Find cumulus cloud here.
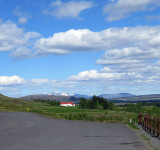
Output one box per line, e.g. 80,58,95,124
33,26,160,57
0,76,26,85
1,21,160,65
0,76,75,97
96,48,160,85
68,69,143,81
33,29,96,55
45,0,93,18
0,21,40,58
63,26,160,87
103,0,160,21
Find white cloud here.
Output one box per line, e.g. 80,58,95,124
45,0,93,18
31,79,56,84
33,26,160,57
100,67,112,72
69,70,126,81
10,47,32,59
31,79,50,84
1,21,160,66
0,76,78,97
0,21,40,58
97,58,141,65
63,26,160,87
96,47,160,86
67,68,147,96
0,76,26,85
13,7,31,24
18,17,28,24
34,29,96,55
103,0,160,21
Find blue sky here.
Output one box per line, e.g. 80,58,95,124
1,0,160,97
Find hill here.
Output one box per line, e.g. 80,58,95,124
110,94,160,103
0,93,10,99
20,95,80,104
73,94,90,98
99,93,136,99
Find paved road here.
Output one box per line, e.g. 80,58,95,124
0,112,149,150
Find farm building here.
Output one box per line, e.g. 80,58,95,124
60,102,75,107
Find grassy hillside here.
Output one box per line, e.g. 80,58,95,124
0,94,48,112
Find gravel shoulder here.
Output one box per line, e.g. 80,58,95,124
136,124,160,150
0,112,150,150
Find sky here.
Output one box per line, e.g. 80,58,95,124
1,0,160,97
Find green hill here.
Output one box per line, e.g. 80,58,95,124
0,93,35,112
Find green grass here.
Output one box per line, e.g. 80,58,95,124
143,106,155,110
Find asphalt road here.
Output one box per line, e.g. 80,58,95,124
0,112,149,150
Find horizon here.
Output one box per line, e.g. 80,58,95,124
1,0,160,97
2,92,160,98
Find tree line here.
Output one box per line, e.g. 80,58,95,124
33,99,60,106
79,95,114,110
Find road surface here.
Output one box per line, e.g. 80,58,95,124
0,112,149,150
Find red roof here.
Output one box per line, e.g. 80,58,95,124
60,102,75,105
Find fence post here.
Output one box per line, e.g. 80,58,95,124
149,116,151,132
138,113,142,125
153,116,156,136
146,114,149,130
143,114,146,129
148,115,150,131
157,118,160,137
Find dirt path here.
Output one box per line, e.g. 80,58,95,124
0,112,149,150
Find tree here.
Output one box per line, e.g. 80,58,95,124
136,103,142,110
79,96,113,110
79,98,87,109
103,100,109,110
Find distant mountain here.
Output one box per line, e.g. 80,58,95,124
19,93,160,104
73,94,90,99
110,94,160,103
19,95,80,104
99,93,136,99
20,93,136,102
